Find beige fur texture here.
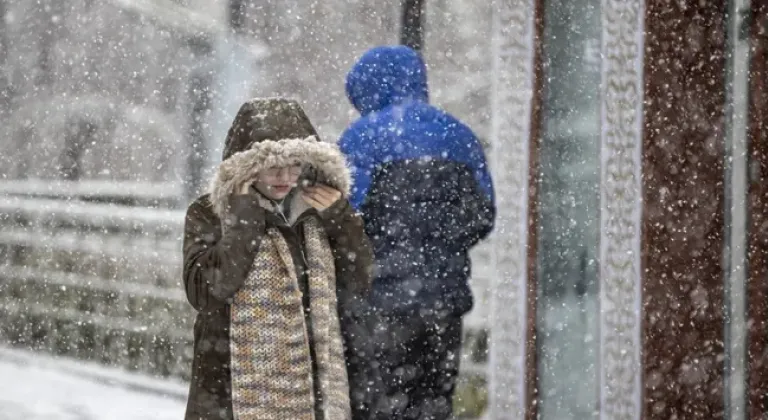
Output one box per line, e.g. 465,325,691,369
209,136,351,218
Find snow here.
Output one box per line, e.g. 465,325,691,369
3,0,751,418
0,347,186,420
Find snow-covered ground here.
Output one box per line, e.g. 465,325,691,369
0,347,186,420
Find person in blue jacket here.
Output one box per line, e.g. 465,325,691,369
339,45,496,420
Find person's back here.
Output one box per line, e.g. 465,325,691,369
339,45,496,420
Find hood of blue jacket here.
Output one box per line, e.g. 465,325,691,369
345,46,429,115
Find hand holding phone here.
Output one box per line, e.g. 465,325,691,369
299,165,319,189
302,184,342,211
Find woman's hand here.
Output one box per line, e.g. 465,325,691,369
302,184,342,211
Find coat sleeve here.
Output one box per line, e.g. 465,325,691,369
182,195,266,311
319,198,373,297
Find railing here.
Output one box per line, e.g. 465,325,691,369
0,179,184,208
0,180,193,380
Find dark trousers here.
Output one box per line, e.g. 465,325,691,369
370,313,463,420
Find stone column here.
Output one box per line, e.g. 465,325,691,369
746,3,768,418
487,1,541,419
598,1,645,419
642,1,727,417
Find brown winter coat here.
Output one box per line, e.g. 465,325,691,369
182,98,374,420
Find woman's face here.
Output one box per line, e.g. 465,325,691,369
255,164,302,200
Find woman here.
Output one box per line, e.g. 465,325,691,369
182,98,374,420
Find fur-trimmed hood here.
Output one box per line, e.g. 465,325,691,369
209,136,351,219
208,98,351,219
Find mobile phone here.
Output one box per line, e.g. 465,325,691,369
299,165,318,188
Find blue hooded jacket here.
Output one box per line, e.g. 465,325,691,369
339,46,496,316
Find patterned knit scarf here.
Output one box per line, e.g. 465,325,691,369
229,217,351,420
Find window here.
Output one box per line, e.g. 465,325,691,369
536,0,601,417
